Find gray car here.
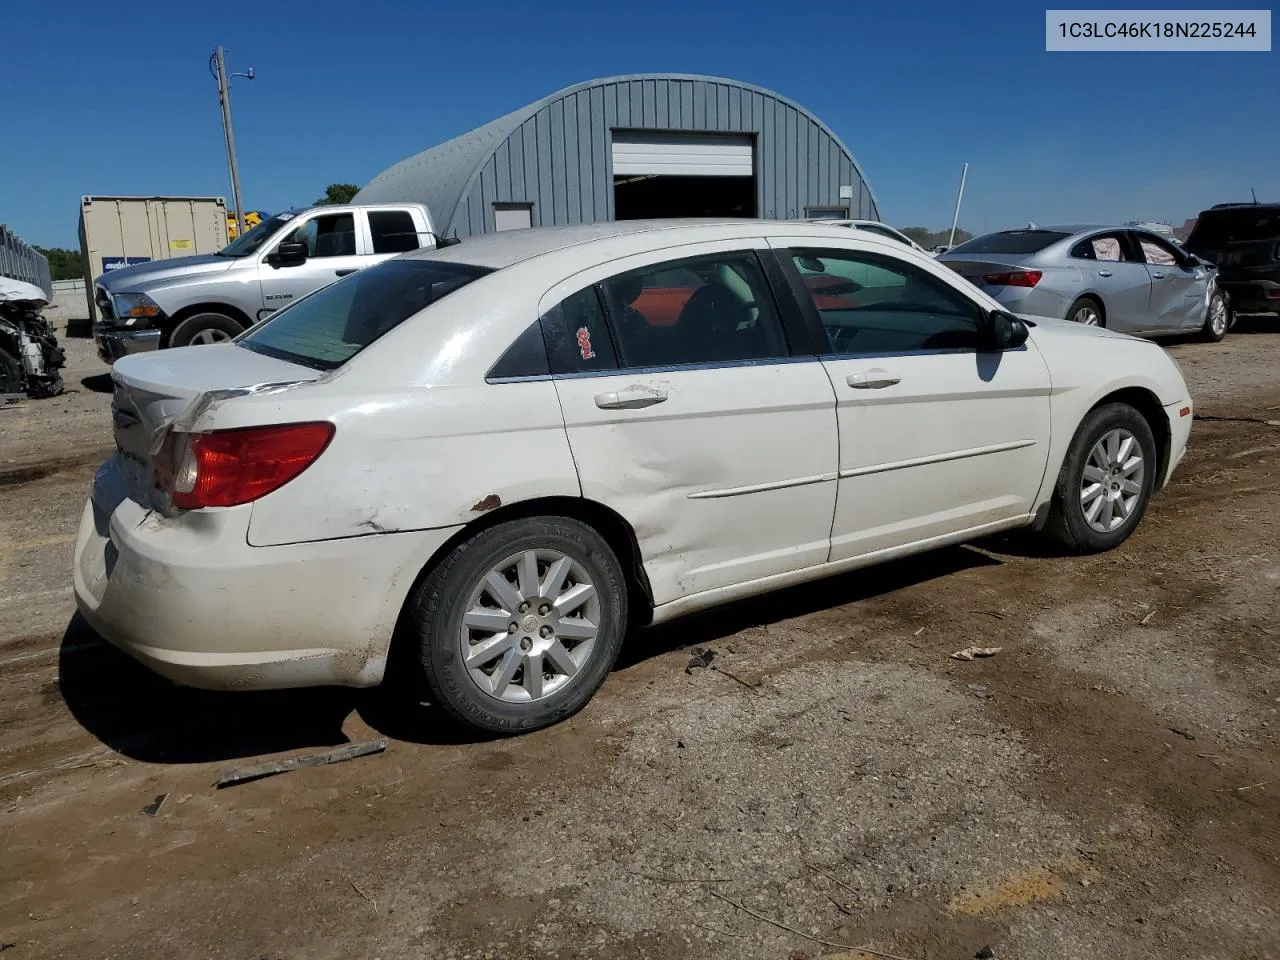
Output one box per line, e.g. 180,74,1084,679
937,224,1230,342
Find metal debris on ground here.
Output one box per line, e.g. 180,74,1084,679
214,740,387,788
685,647,716,673
950,647,1003,661
141,793,168,817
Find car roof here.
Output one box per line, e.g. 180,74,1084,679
409,218,887,270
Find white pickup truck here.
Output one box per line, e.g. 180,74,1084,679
92,202,436,362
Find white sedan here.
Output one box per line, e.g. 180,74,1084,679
74,220,1193,734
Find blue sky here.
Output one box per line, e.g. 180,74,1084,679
2,0,1276,248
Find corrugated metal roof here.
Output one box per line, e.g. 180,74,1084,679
355,73,876,236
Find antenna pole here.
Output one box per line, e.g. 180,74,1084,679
948,162,969,248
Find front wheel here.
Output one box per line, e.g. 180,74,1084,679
405,516,629,735
1200,290,1229,342
1043,403,1158,553
168,311,243,348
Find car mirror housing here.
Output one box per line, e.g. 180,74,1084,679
986,310,1030,350
266,242,308,268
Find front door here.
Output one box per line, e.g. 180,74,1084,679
256,210,366,320
1133,231,1209,332
771,240,1053,562
545,243,839,606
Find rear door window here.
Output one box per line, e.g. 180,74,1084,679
948,230,1069,255
368,210,421,254
1071,233,1130,262
540,286,619,375
240,258,489,370
598,252,789,368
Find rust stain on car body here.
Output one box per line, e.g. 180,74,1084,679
472,494,502,512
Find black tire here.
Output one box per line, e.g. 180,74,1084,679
0,347,21,394
1067,296,1105,328
405,516,628,735
1043,403,1158,553
168,312,243,348
1200,290,1230,342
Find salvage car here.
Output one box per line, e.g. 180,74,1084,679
0,277,65,398
91,202,436,361
938,224,1230,341
1182,203,1280,319
74,220,1193,734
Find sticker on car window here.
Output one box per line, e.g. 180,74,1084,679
576,326,596,360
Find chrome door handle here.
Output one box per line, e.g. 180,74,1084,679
1097,269,1113,277
335,268,358,277
846,372,900,390
594,385,669,410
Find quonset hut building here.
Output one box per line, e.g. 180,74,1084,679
354,74,879,238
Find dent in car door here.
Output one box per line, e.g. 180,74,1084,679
1134,232,1205,331
773,241,1053,561
543,243,838,605
256,210,366,320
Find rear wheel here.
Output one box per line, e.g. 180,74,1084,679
405,516,628,734
1200,290,1229,342
1067,296,1104,328
168,311,243,348
1044,403,1157,553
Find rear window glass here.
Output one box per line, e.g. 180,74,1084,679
947,230,1069,255
239,258,490,370
1187,209,1280,246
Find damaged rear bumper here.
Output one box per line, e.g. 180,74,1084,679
72,456,456,690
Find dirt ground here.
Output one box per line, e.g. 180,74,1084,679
2,321,1278,960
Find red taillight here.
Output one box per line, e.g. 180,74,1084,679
162,422,334,509
1268,287,1280,299
982,270,1043,288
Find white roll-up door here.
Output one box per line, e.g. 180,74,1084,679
611,132,754,178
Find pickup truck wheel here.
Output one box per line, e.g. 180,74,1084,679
406,516,628,735
169,312,243,348
1043,402,1157,553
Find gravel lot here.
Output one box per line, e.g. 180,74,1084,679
1,321,1278,959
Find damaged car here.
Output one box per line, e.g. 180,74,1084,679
1,277,65,398
74,220,1193,735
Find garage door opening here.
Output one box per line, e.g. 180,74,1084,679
612,132,756,220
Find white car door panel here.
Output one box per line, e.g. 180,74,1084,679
540,241,838,606
770,238,1053,562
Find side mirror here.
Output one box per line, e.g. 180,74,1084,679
986,310,1030,350
266,241,308,268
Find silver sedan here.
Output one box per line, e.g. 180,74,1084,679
937,224,1230,342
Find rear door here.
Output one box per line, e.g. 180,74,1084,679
256,210,365,319
545,241,839,606
1132,231,1207,332
1068,232,1152,332
362,207,429,265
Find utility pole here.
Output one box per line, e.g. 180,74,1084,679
212,46,253,236
948,162,969,249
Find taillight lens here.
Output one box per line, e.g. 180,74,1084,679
982,270,1043,288
159,422,334,509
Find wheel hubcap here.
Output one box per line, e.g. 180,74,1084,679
1080,428,1145,534
1074,307,1100,327
189,328,232,345
1209,296,1227,335
459,549,600,703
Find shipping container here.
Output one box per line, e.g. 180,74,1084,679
78,196,230,321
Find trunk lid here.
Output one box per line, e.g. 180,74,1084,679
109,344,323,504
936,255,1039,287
